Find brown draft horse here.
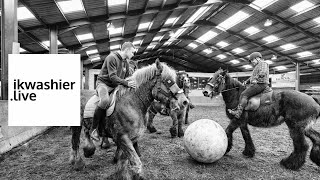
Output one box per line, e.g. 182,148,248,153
70,59,188,179
202,68,320,170
147,71,193,138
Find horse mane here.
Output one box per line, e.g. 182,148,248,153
225,73,244,89
116,62,177,98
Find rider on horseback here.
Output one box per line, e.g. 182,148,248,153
228,52,269,119
91,42,137,141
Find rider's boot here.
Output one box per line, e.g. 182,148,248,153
228,104,244,119
91,106,106,141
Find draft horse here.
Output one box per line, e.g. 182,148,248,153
147,71,193,138
70,59,188,179
202,68,320,170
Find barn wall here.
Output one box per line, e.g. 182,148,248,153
0,101,49,154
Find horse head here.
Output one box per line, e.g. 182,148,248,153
177,71,191,90
151,59,189,111
202,68,228,98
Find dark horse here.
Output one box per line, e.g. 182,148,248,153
71,59,188,179
202,68,320,170
147,71,193,138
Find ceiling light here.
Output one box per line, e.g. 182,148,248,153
265,60,273,64
290,0,314,13
232,48,245,54
185,6,208,24
244,26,260,36
262,35,279,43
249,0,279,11
17,7,35,21
86,49,98,55
217,54,226,59
297,51,313,58
147,44,156,49
152,36,162,41
196,31,218,43
274,66,287,70
203,49,213,54
280,43,297,51
108,0,126,6
264,19,273,26
243,65,252,69
90,57,100,62
108,27,122,35
216,41,229,48
230,60,240,64
138,22,151,31
165,17,177,25
188,43,198,49
217,11,250,31
77,33,93,41
58,0,84,13
110,45,121,50
313,17,320,24
42,40,62,47
133,40,142,45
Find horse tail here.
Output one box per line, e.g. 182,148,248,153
304,96,320,167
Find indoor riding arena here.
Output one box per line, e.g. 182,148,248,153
1,0,320,180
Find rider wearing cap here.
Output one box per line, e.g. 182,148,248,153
91,42,137,141
228,52,269,119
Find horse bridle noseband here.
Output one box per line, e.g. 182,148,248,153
152,69,183,103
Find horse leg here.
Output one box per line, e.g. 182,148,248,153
185,105,190,125
146,107,157,133
114,134,143,180
83,121,96,158
225,120,240,155
101,137,112,149
280,126,309,170
170,113,178,138
305,128,320,167
133,142,141,157
113,145,122,164
177,111,185,137
240,124,255,157
70,126,85,171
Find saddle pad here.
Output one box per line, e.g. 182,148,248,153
83,88,119,118
245,87,273,111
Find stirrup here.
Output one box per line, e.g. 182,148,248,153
91,129,100,141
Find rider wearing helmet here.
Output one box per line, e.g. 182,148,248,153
228,52,269,119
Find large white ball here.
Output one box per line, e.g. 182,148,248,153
184,119,228,163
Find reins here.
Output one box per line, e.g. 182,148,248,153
220,87,239,93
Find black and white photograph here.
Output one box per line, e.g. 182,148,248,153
1,0,320,179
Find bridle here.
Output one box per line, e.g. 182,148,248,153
152,68,184,104
207,73,238,94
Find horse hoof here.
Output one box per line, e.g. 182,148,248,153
73,158,85,171
280,156,305,170
133,174,144,180
170,128,177,138
147,126,157,133
113,156,118,164
242,149,255,158
83,146,96,158
178,131,184,138
101,142,112,149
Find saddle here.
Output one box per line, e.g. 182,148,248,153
245,86,274,111
83,88,119,118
